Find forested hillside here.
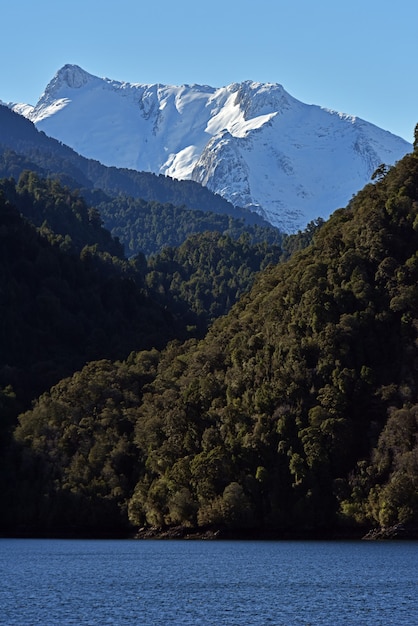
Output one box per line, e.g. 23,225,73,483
95,194,282,257
0,170,284,535
0,180,175,411
5,145,418,538
0,148,281,258
0,172,280,412
145,232,282,334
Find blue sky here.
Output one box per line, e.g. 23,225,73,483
1,0,417,142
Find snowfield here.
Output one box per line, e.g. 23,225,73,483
14,64,412,231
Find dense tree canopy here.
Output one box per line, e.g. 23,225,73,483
0,144,282,258
0,173,282,413
6,148,418,537
0,180,178,414
1,171,123,256
0,171,283,535
144,231,282,333
96,194,282,257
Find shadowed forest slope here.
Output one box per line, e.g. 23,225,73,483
6,148,418,536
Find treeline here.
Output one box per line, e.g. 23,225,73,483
4,147,418,537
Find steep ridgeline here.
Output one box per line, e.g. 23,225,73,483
0,104,267,233
0,105,279,256
15,64,411,231
9,146,418,537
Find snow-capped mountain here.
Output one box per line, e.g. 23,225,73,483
15,64,411,231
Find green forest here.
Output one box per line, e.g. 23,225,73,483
0,145,282,258
3,136,418,539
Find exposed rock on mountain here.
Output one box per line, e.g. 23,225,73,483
15,64,411,230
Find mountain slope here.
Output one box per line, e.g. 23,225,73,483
0,104,266,226
15,64,411,230
0,171,283,428
0,182,179,410
10,148,418,536
0,104,281,256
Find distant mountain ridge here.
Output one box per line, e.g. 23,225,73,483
13,64,412,231
0,104,279,257
0,104,254,220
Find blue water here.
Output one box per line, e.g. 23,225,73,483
0,539,417,625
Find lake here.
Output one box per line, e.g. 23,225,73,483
0,538,417,625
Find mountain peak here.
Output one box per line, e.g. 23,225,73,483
230,80,293,120
56,64,94,88
19,68,412,231
42,64,95,100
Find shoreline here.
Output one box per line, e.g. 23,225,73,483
3,523,417,541
133,524,418,541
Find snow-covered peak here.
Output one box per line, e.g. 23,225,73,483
45,64,96,94
229,80,295,120
29,64,101,123
15,65,412,231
